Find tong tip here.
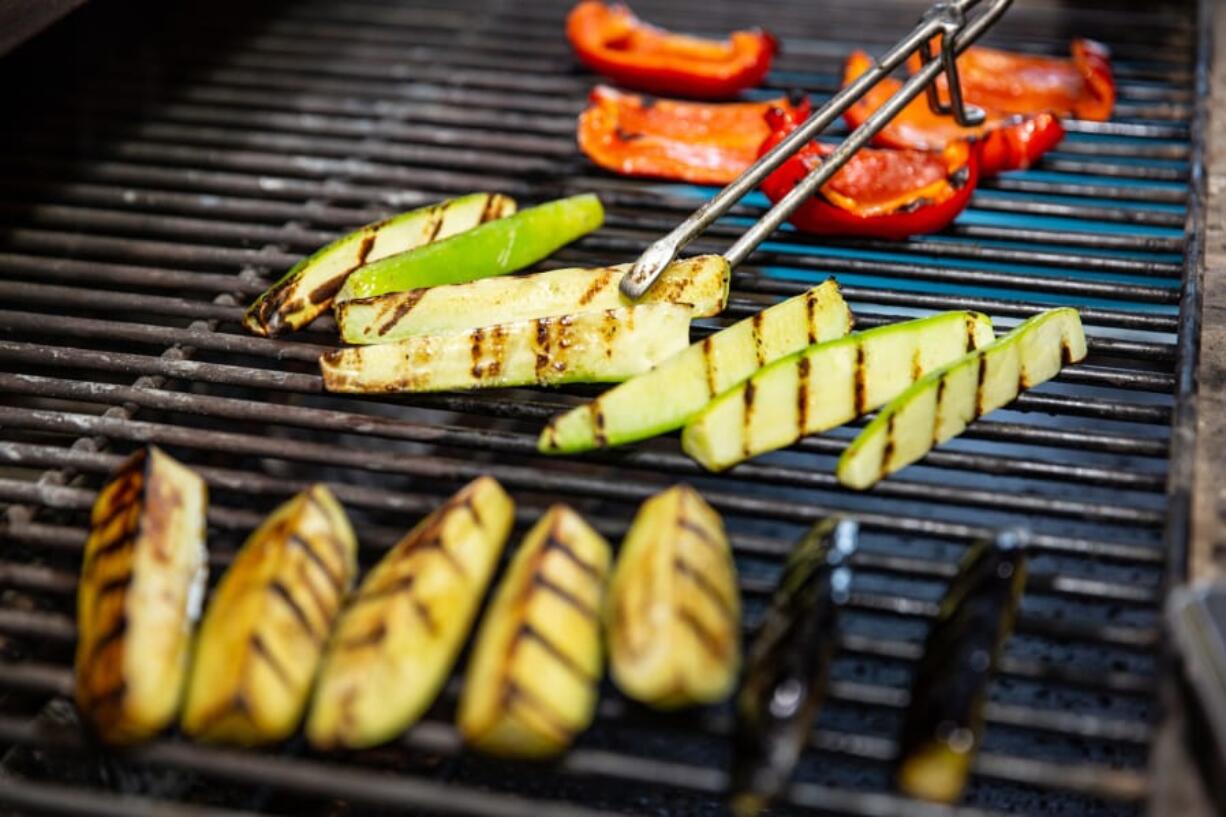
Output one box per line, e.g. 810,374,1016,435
620,239,680,300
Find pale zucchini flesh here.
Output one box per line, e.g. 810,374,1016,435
243,193,516,337
538,279,853,454
320,303,692,394
307,477,514,749
181,485,357,746
458,505,611,758
682,311,996,471
335,254,731,345
607,485,740,709
838,308,1087,489
75,447,209,745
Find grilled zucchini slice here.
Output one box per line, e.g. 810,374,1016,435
538,279,852,454
898,530,1027,803
458,505,611,758
181,484,357,745
74,447,208,745
683,311,995,471
320,303,691,394
243,193,516,337
838,308,1086,489
307,477,514,749
607,485,739,708
335,254,730,345
730,518,858,817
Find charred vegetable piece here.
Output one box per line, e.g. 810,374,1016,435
336,194,605,303
607,485,739,708
683,311,995,471
458,505,611,758
307,477,514,749
243,193,516,337
181,485,357,745
838,308,1086,489
75,447,208,745
335,254,730,345
539,279,852,454
730,518,858,817
320,303,691,394
898,530,1028,803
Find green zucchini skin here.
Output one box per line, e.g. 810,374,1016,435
897,530,1028,804
729,518,858,817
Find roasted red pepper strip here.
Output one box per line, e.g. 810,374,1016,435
566,1,777,99
843,50,1065,177
759,107,977,241
906,38,1115,121
577,85,810,185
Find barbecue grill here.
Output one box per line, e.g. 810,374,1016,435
0,0,1212,814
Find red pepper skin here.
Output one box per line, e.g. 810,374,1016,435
566,1,777,99
577,86,810,185
758,107,978,241
842,51,1064,177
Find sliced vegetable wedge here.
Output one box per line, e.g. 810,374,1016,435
607,485,740,709
335,254,730,345
243,193,516,337
307,477,514,749
182,485,357,746
321,303,691,394
75,447,208,745
458,504,611,758
683,311,996,471
838,308,1086,489
336,194,604,302
538,279,852,454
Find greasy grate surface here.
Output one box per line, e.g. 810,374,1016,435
0,0,1205,814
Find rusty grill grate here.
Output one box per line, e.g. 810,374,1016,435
0,0,1209,814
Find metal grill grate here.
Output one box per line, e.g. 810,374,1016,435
0,0,1207,814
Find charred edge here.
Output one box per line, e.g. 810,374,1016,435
853,344,867,416
702,336,717,396
741,380,757,457
534,573,597,619
950,164,972,190
543,533,601,579
288,533,345,595
376,289,427,336
796,356,811,434
751,313,766,366
677,606,730,660
974,354,988,417
516,623,592,682
674,557,734,619
805,289,819,344
880,414,897,477
534,317,552,378
501,680,573,741
1060,339,1073,366
911,346,923,383
470,326,486,380
933,377,947,445
307,273,349,308
90,615,128,660
593,406,607,447
250,634,293,688
270,580,324,644
338,620,387,651
1017,366,1029,393
580,268,616,307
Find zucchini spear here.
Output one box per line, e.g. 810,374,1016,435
335,254,730,345
729,518,857,817
243,193,516,337
307,477,514,749
897,530,1027,803
181,485,357,746
458,505,611,759
683,311,996,471
539,279,852,454
838,308,1086,489
336,193,605,302
607,485,740,709
74,447,208,745
320,303,692,394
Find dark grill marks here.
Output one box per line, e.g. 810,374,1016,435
881,414,897,477
250,634,293,688
424,207,446,243
501,680,572,741
400,527,466,577
534,316,552,378
470,326,486,379
543,532,601,580
796,355,812,434
966,315,981,351
579,267,615,307
338,621,387,651
93,573,133,610
307,269,352,307
853,344,867,415
676,513,719,552
805,289,819,344
911,346,924,383
534,573,597,620
485,324,506,379
355,574,438,635
701,336,717,396
270,580,323,644
674,557,733,619
741,380,757,457
592,406,607,447
90,615,128,660
85,530,136,574
478,193,503,224
933,377,948,444
751,313,766,367
375,288,426,336
974,353,989,417
677,607,730,659
515,623,591,682
287,533,345,595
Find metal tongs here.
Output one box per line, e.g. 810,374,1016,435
620,0,1014,300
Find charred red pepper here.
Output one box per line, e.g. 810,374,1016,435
566,1,777,99
758,106,977,241
843,51,1065,177
577,85,810,185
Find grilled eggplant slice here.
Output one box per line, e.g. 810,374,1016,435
730,518,858,817
539,279,852,454
243,193,516,337
683,311,995,471
607,485,739,708
181,485,357,745
897,530,1027,803
335,254,730,345
307,477,514,749
74,447,208,745
320,303,691,394
458,505,611,758
838,308,1086,489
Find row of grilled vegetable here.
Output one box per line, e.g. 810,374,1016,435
75,447,1026,810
